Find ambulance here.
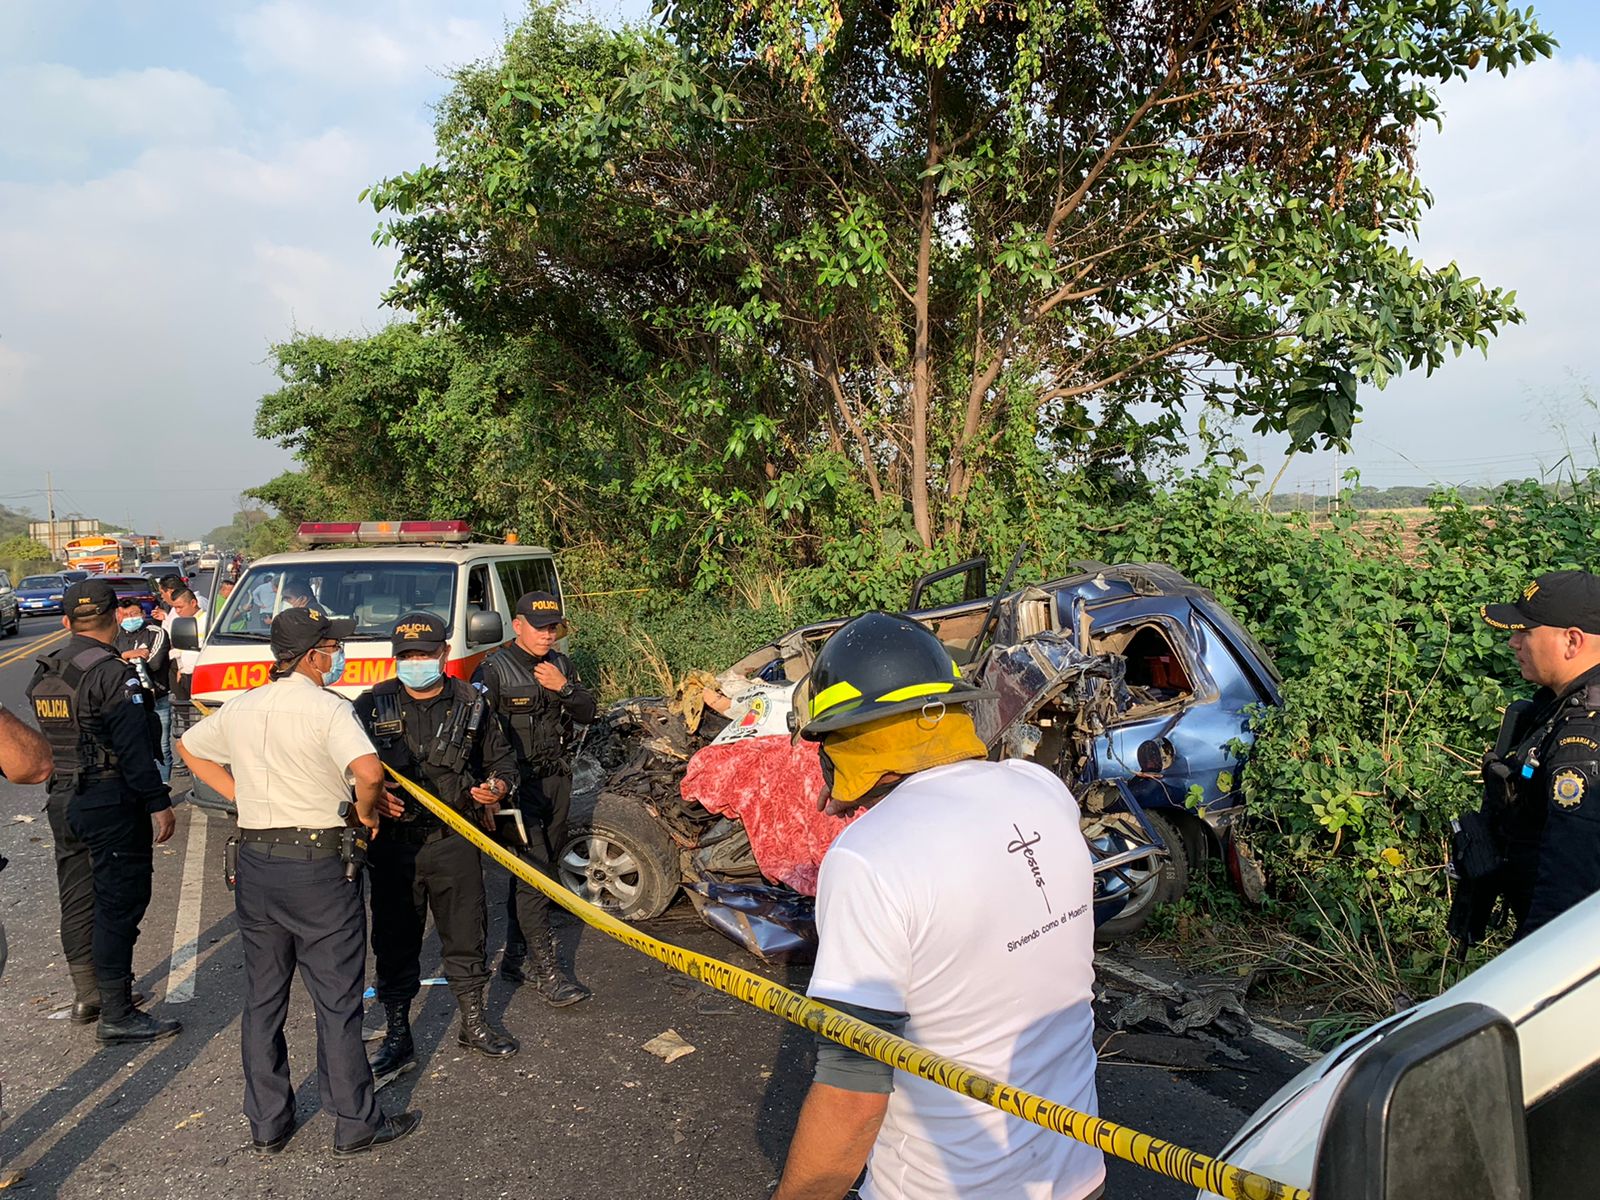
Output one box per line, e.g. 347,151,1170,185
174,521,563,705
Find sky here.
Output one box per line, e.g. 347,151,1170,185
0,1,1596,538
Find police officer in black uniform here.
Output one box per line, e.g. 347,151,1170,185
473,591,592,1005
1459,571,1600,946
355,612,521,1078
28,579,180,1043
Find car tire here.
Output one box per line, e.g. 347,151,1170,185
557,791,681,921
1093,808,1190,943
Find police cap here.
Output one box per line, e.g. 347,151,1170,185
64,579,118,619
515,591,564,629
1483,570,1600,635
392,611,447,650
270,606,355,659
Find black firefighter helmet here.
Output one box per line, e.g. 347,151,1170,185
796,611,994,741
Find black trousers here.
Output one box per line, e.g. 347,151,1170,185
369,827,487,1004
234,845,380,1146
50,787,152,997
504,772,570,957
46,790,95,969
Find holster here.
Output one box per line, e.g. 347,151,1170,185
224,835,239,891
340,825,370,881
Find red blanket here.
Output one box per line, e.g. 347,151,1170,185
679,737,858,895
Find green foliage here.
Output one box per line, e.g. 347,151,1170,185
348,0,1547,567
0,535,55,581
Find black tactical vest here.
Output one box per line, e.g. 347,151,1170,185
28,645,123,791
367,677,484,819
483,647,568,774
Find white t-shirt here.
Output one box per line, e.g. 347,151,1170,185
179,673,377,830
809,758,1103,1200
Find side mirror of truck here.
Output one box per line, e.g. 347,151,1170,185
466,611,504,646
169,616,200,652
1312,1002,1529,1200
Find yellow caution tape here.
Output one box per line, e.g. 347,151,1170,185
383,765,1310,1200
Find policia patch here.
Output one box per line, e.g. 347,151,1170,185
1553,768,1588,810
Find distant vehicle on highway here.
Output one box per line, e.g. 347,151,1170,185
96,574,158,616
139,560,187,584
0,570,19,637
59,570,90,585
14,573,70,616
198,552,221,571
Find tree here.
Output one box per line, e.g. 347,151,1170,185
366,0,1551,551
0,535,55,579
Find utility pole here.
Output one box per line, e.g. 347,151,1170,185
46,471,57,556
1331,447,1341,515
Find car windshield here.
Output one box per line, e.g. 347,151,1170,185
212,561,457,642
20,576,63,588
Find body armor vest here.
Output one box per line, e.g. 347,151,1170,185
367,677,485,821
28,645,123,791
484,647,569,773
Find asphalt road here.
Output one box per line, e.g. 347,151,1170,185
0,612,1307,1198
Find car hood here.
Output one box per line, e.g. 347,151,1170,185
1198,889,1600,1196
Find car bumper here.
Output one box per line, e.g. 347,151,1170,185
18,600,62,614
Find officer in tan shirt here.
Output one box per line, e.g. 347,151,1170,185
180,607,422,1157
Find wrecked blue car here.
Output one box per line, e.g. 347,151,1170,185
558,559,1282,959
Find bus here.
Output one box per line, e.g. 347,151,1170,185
64,536,134,574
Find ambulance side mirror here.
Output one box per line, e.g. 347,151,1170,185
466,611,503,646
1312,1002,1529,1200
169,616,201,651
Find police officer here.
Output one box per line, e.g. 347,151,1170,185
114,594,172,782
354,612,521,1079
179,607,420,1156
472,591,592,1004
27,579,179,1043
1474,570,1600,941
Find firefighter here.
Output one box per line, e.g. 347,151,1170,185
472,591,592,1005
775,612,1104,1200
354,612,521,1079
28,579,179,1044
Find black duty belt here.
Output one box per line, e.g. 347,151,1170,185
385,820,449,845
239,826,346,861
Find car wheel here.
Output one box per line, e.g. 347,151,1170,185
557,791,681,921
1092,808,1189,943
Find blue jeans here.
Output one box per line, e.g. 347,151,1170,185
155,695,173,783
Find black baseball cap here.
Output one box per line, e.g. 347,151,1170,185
515,591,565,629
65,579,118,619
270,606,355,659
1482,570,1600,634
392,611,447,651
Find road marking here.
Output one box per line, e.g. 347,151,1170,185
1096,957,1322,1064
0,627,67,671
166,807,208,1004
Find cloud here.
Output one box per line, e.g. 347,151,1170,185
234,0,502,86
0,63,236,172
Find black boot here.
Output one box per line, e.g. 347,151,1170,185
456,989,519,1057
369,1002,416,1079
498,941,528,984
69,964,100,1025
72,966,146,1024
95,979,180,1045
528,931,591,1008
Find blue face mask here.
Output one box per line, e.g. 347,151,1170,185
396,659,444,690
320,647,346,687
120,615,145,632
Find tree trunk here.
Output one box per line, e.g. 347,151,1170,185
909,69,942,550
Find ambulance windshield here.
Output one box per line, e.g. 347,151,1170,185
212,562,458,642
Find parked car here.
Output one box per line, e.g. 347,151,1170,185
14,572,69,617
1199,889,1600,1200
95,574,158,616
560,558,1283,956
0,570,19,637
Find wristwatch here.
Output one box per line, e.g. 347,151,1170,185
558,682,575,700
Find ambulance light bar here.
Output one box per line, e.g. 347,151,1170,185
296,521,473,545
